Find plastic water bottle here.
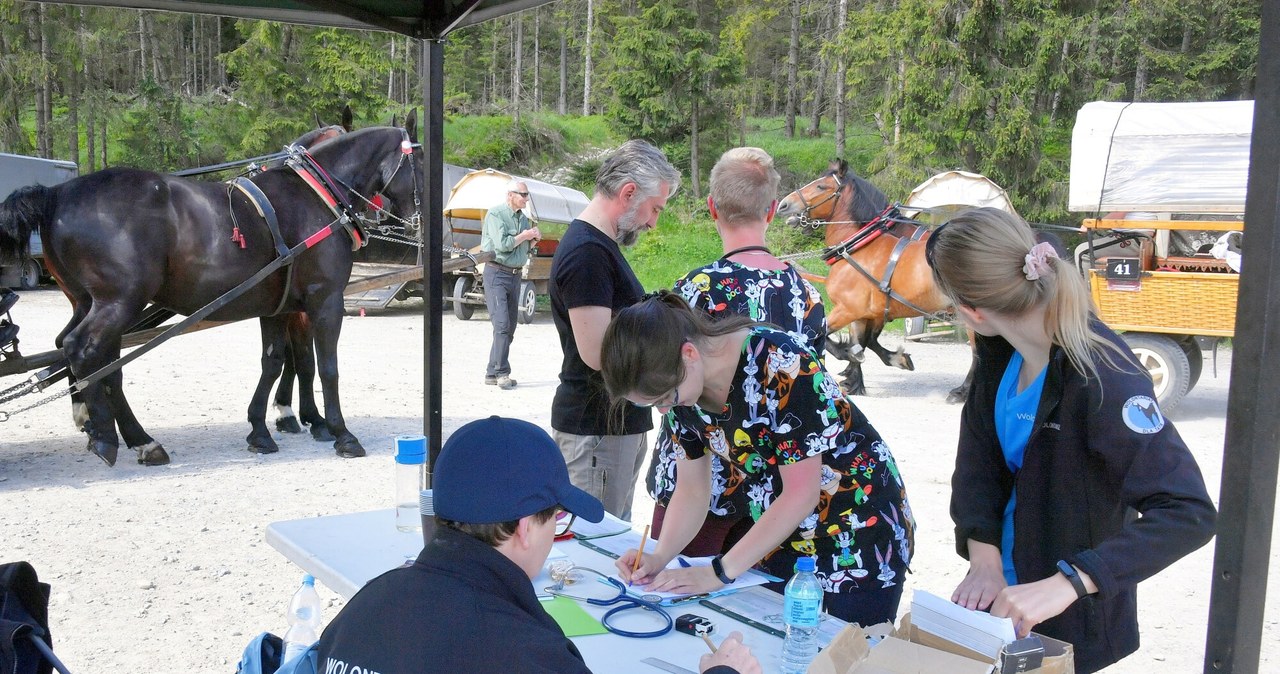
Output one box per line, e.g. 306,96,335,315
280,574,322,670
781,556,823,673
394,435,427,532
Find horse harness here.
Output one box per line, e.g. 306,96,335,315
225,133,419,316
821,204,945,324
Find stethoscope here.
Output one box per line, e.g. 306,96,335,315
544,566,674,638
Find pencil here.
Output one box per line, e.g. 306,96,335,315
701,634,718,654
632,524,650,581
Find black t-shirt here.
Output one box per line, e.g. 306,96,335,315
549,219,654,435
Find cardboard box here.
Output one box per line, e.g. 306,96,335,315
807,615,1074,674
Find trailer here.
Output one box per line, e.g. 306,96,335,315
0,153,77,289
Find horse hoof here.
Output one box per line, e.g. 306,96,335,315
135,441,170,466
309,424,335,443
248,435,279,454
946,390,967,404
335,438,365,458
841,382,867,397
275,416,304,434
88,439,118,467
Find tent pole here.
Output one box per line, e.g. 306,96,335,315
1203,1,1280,670
421,36,445,479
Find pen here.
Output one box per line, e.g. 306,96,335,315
677,557,692,568
701,634,718,654
631,524,650,586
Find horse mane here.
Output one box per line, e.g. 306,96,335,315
842,171,890,224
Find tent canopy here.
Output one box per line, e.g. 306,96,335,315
42,0,554,37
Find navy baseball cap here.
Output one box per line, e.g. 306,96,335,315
433,416,605,524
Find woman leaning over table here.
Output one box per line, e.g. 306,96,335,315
603,290,914,626
926,207,1217,673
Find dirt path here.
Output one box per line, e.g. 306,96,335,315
0,287,1272,672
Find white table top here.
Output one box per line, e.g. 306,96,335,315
266,509,787,673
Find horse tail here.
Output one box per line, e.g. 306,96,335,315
0,184,56,262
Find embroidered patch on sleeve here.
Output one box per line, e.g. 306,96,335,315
1122,395,1165,434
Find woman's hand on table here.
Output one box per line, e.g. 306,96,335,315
615,549,667,586
639,565,725,595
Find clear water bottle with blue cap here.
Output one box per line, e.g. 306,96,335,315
780,556,823,673
394,435,427,531
279,574,322,670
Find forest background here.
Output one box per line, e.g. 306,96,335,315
0,0,1260,261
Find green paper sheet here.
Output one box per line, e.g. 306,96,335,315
541,596,608,637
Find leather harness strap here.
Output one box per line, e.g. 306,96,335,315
826,206,946,323
230,177,295,317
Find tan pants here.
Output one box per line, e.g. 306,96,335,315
553,431,648,522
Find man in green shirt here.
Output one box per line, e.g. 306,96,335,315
481,180,540,389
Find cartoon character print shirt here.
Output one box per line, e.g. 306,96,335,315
667,327,914,592
647,260,827,520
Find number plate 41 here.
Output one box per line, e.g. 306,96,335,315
1104,257,1142,291
1105,257,1142,281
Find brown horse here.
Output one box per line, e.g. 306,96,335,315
775,160,959,398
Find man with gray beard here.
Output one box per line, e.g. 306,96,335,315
548,140,680,521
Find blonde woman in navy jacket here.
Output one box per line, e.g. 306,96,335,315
925,208,1216,673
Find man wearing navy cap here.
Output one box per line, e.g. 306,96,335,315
315,416,759,674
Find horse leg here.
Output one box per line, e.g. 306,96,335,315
840,321,871,396
947,328,977,404
284,313,332,442
307,291,365,458
273,342,302,434
864,323,915,371
247,316,288,453
61,301,142,466
54,297,91,431
100,345,169,465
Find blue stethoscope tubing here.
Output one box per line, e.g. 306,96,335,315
546,571,674,638
591,577,673,638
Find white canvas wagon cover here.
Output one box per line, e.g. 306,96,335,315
1068,100,1253,214
443,168,589,226
900,170,1019,222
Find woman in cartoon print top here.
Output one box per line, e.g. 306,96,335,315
602,291,914,627
927,207,1216,673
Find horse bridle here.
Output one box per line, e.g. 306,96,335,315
323,128,424,234
794,172,848,230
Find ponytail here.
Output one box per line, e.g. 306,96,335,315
927,207,1131,381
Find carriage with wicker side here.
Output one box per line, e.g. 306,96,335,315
1070,100,1250,411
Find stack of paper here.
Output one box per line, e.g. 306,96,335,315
910,590,1016,660
568,510,633,540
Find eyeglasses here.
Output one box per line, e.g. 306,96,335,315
638,385,681,409
510,191,530,197
554,509,577,540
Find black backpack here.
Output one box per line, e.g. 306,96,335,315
0,561,71,674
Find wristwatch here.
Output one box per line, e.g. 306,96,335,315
710,554,735,584
1057,559,1088,599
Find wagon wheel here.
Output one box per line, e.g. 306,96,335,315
18,259,40,290
517,280,536,325
1122,332,1191,412
453,276,475,320
1180,337,1204,392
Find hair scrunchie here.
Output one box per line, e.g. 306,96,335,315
1022,241,1058,281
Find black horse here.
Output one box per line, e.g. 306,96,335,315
0,114,423,466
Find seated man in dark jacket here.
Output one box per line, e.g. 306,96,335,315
316,415,760,674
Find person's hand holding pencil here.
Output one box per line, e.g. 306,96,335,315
615,524,663,586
